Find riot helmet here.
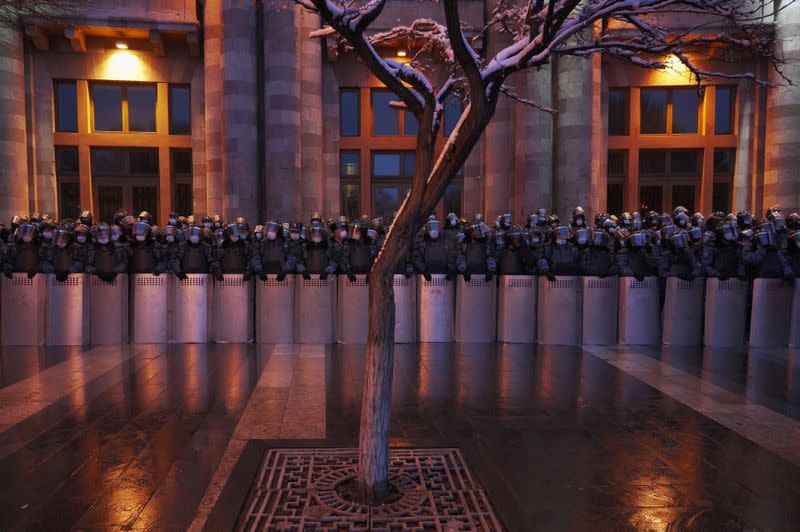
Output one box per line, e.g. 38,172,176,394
591,229,606,247
214,228,225,246
527,227,542,245
687,226,702,243
225,224,241,242
527,212,539,229
288,221,303,241
40,221,55,242
110,225,122,242
133,221,150,242
500,212,513,229
164,224,177,243
756,226,776,247
309,224,325,244
17,222,35,243
509,226,524,248
310,212,324,226
95,224,111,245
661,224,676,240
602,217,618,235
674,211,690,229
445,212,458,228
572,206,586,228
670,231,688,250
630,231,647,248
620,212,633,229
766,208,786,231
113,210,128,226
79,210,93,226
138,211,152,224
719,221,737,242
168,211,179,226
54,227,70,248
787,212,800,231
646,210,660,229
426,217,440,240
551,225,569,245
74,224,90,244
264,221,280,241
594,212,609,228
673,205,688,217
202,215,213,229
574,227,590,247
188,225,202,245
691,212,705,229
211,214,223,229
736,210,753,229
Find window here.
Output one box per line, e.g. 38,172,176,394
672,185,695,213
169,85,191,134
371,151,415,217
640,87,701,135
127,86,157,132
607,88,629,136
639,149,702,177
92,84,123,131
371,89,399,136
607,149,627,214
443,94,463,136
403,111,418,136
340,151,361,219
55,146,80,219
171,149,193,215
340,89,360,137
639,186,663,215
714,148,736,177
713,183,730,213
91,83,157,132
713,148,735,213
54,81,78,132
91,148,159,223
91,147,159,177
715,86,735,134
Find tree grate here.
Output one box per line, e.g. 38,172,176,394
238,447,504,531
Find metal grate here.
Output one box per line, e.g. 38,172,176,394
549,278,575,289
718,279,745,291
90,276,117,287
393,276,409,287
137,276,166,287
217,276,244,287
346,277,368,288
587,278,614,289
50,276,80,287
238,448,503,531
261,277,288,287
179,276,207,287
423,277,449,287
507,277,535,288
10,276,34,287
766,279,785,293
465,277,492,288
628,278,654,289
302,278,330,287
676,280,695,290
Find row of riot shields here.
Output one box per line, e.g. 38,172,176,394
1,273,798,347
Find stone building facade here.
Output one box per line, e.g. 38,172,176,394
1,0,798,226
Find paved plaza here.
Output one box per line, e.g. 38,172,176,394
0,342,798,530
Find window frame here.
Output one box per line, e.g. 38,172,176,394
168,84,192,135
54,80,78,133
90,81,157,133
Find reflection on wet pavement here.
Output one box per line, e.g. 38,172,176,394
1,342,799,531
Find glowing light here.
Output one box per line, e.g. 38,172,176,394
101,50,147,81
115,41,128,50
397,49,407,57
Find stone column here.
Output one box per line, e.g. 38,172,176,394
513,65,553,220
765,1,800,212
733,81,754,213
481,4,512,221
554,54,593,221
203,0,223,216
298,7,324,217
0,26,30,221
321,61,340,218
221,0,258,222
263,5,301,220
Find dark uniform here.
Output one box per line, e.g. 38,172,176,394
412,217,459,280
41,227,87,282
496,226,528,275
744,222,794,279
87,223,129,282
130,221,161,274
616,231,657,280
701,221,746,280
582,229,617,277
658,230,701,280
459,220,497,281
540,225,581,279
301,224,337,279
215,223,251,280
3,223,41,278
180,225,215,274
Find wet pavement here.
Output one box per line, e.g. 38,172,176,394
0,342,799,531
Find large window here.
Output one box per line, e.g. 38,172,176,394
607,85,737,215
53,80,192,224
340,87,458,217
54,81,78,133
91,83,156,132
169,85,191,135
90,147,159,223
171,149,193,216
55,146,80,219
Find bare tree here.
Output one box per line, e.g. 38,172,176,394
293,0,783,503
0,0,90,28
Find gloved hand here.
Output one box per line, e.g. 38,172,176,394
276,272,287,282
27,271,36,279
423,272,432,282
347,273,357,282
678,274,691,281
56,271,68,283
153,270,161,276
485,272,494,282
719,275,729,282
243,272,252,281
445,272,455,281
364,273,370,284
4,270,12,279
463,272,471,282
259,271,268,281
319,273,328,281
215,272,224,282
634,274,645,282
546,273,556,282
302,271,311,280
100,272,115,283
404,267,414,279
176,271,188,281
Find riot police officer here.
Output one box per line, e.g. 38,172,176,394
347,218,374,277
179,224,216,275
658,229,701,281
329,217,353,280
616,230,657,281
154,224,186,279
496,225,529,275
745,221,794,279
702,220,746,280
130,220,161,274
412,216,457,280
251,220,296,281
540,224,580,281
458,219,497,281
214,223,251,280
582,227,617,277
301,223,337,279
87,222,129,282
41,225,87,282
